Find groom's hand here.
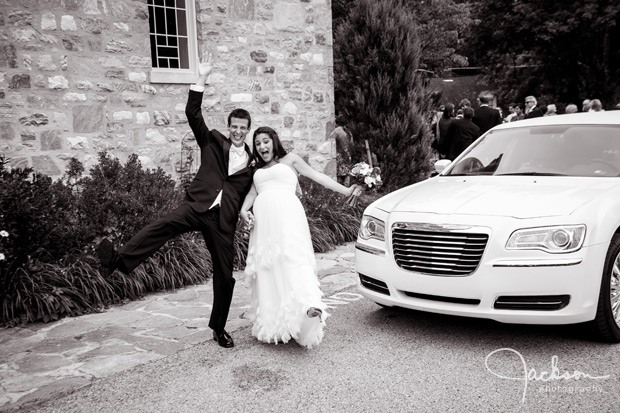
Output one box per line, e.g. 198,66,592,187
199,51,213,78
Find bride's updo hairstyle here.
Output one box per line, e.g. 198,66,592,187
252,126,288,167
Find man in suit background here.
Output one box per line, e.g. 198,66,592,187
97,54,254,348
524,95,544,118
444,107,480,161
473,95,502,136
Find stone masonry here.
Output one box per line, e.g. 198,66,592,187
0,0,336,181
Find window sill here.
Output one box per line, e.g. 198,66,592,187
150,69,198,84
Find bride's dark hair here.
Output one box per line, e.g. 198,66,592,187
252,126,288,167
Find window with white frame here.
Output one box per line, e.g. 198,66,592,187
148,0,198,84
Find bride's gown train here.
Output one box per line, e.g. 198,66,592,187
244,163,329,349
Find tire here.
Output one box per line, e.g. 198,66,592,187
591,233,620,343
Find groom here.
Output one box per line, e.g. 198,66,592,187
97,54,255,348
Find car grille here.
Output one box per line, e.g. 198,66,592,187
392,224,488,276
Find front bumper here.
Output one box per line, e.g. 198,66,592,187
355,237,607,325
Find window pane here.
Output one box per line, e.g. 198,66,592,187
158,58,169,68
147,0,154,5
177,10,187,36
150,35,157,67
154,6,165,34
158,46,178,58
168,36,177,46
157,35,167,45
154,0,164,6
166,8,177,36
169,59,180,69
148,6,155,33
177,0,185,8
165,0,175,7
179,37,189,69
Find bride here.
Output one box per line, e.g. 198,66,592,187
240,126,362,349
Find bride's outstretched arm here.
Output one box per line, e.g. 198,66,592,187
288,153,362,197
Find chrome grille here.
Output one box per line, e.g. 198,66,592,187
392,224,488,276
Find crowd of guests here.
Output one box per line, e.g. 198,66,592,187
432,95,620,161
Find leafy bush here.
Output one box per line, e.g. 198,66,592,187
298,175,364,252
333,0,435,191
1,154,363,326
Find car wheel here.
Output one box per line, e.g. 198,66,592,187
591,233,620,342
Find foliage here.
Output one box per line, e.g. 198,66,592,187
77,152,182,246
333,0,472,76
1,154,363,325
298,175,364,253
464,0,620,109
333,0,435,192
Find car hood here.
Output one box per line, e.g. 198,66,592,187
376,177,620,219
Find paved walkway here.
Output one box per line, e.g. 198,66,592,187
0,243,358,412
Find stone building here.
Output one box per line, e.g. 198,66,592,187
0,0,336,182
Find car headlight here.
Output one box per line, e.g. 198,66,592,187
359,215,385,241
506,225,586,253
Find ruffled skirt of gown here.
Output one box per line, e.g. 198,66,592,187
244,173,329,349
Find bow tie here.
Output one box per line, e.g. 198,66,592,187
230,145,245,157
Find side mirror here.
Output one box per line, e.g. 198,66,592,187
434,159,451,173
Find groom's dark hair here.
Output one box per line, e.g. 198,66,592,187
228,108,251,128
252,126,288,167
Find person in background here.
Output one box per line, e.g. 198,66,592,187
504,103,517,123
473,95,502,136
510,103,525,121
565,104,579,114
524,96,544,119
444,107,479,161
582,99,592,112
590,99,604,112
432,103,454,158
544,104,558,116
331,114,354,186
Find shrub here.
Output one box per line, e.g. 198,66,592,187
333,0,435,191
0,153,364,325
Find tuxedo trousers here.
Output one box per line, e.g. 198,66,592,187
118,202,236,333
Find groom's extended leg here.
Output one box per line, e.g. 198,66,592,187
113,203,201,273
202,210,236,343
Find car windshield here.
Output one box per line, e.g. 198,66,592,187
444,125,620,177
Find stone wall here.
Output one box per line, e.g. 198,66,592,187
0,0,336,181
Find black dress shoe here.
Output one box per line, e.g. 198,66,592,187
96,239,117,277
213,330,234,348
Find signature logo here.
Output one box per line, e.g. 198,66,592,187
485,348,610,403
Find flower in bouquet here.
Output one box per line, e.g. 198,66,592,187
346,162,382,207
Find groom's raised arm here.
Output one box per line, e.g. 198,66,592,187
185,55,214,148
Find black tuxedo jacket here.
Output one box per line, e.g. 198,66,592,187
185,90,254,233
473,105,502,136
525,106,544,119
445,118,480,161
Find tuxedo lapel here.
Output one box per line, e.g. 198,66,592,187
222,139,231,172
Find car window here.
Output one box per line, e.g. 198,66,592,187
445,125,620,177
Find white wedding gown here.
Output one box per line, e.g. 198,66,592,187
244,163,329,349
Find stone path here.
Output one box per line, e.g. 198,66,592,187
0,243,358,412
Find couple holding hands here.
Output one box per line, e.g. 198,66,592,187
97,55,363,349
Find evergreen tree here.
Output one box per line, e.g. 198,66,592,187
333,0,434,191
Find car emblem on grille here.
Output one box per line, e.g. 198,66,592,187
392,223,473,232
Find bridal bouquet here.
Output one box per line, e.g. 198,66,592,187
345,162,382,207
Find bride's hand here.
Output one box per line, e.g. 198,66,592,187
349,184,363,197
241,210,255,230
